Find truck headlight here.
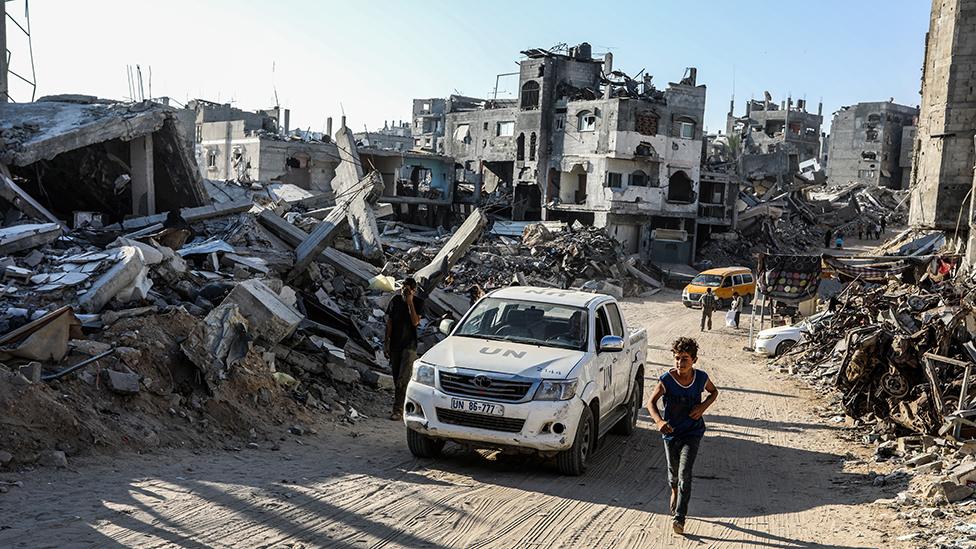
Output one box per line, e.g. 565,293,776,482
534,379,578,401
412,362,435,386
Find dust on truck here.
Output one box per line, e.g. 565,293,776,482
403,286,647,475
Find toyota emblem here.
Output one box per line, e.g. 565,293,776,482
474,375,492,388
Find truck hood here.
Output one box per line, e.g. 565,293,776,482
421,336,586,379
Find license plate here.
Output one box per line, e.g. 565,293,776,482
450,398,505,416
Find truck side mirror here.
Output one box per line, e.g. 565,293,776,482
439,318,456,336
599,335,624,353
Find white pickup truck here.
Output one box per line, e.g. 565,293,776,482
403,286,647,475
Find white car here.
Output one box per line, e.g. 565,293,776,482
403,286,647,475
754,311,832,357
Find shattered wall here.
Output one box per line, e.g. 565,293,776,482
199,121,340,193
826,102,918,189
909,0,976,231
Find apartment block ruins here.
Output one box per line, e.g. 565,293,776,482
194,101,463,225
826,101,918,189
442,43,733,264
727,93,823,195
354,121,413,152
910,0,976,234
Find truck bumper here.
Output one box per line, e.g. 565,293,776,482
403,382,585,452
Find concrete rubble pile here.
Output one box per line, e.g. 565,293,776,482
698,177,909,269
383,219,662,302
0,107,498,469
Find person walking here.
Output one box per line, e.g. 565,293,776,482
835,231,844,249
823,228,832,249
857,222,864,241
699,288,717,332
385,277,424,421
647,337,719,535
731,293,744,328
880,216,887,235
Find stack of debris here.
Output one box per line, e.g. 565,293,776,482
766,256,976,544
384,219,661,301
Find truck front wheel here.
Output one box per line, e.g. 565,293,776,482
556,406,594,476
407,428,445,458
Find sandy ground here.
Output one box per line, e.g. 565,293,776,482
0,292,908,548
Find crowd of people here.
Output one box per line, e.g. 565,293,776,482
821,216,887,250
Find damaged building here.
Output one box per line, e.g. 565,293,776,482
826,101,918,189
443,43,734,264
910,0,976,237
192,100,341,194
727,92,824,195
354,121,413,152
0,95,207,224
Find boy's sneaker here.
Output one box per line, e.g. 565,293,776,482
672,519,684,535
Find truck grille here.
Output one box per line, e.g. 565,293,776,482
439,372,534,402
435,408,526,433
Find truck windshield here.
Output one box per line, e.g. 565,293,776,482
691,274,722,287
454,297,589,351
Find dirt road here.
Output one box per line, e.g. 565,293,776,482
0,292,905,548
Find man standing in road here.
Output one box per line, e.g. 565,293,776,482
700,288,717,332
385,277,424,421
647,337,719,535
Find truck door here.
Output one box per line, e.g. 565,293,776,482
594,306,617,411
605,302,632,406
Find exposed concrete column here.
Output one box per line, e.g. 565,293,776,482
130,134,155,216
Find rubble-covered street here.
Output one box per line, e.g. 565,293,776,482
2,1,976,547
0,295,905,548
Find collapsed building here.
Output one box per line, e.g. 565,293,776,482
0,95,206,224
442,42,736,265
727,92,824,194
826,101,919,189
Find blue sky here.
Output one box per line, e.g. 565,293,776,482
6,0,931,134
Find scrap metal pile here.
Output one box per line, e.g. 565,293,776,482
779,265,973,439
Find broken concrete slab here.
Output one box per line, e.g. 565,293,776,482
181,302,251,387
78,247,146,313
103,370,140,395
333,125,384,263
0,170,64,228
18,362,41,383
222,279,303,344
324,361,361,385
0,306,83,362
413,208,488,291
115,198,253,231
258,210,380,286
0,223,62,255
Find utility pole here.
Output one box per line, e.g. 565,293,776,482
1,0,8,103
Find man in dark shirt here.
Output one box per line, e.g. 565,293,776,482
385,277,424,420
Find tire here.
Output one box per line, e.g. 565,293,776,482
556,406,594,476
612,373,643,436
407,428,445,458
775,339,796,357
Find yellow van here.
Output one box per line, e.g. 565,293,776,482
682,266,756,308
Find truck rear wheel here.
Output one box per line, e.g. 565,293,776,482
556,406,594,476
612,373,643,436
407,428,445,458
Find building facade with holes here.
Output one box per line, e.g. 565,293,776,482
826,101,918,189
444,42,708,264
